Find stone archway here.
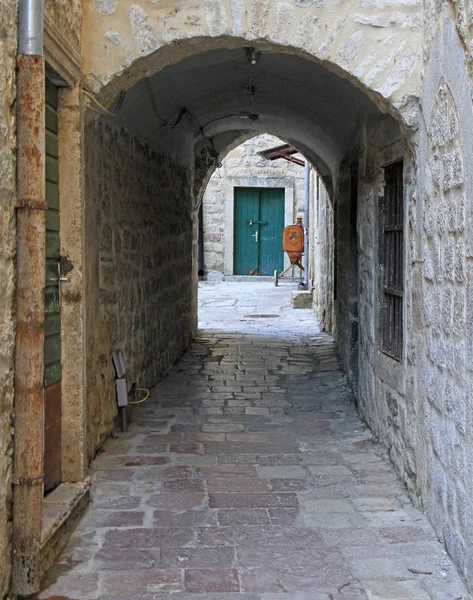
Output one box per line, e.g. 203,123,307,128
79,21,413,471
83,0,423,128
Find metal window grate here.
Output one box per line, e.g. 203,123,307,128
381,161,403,361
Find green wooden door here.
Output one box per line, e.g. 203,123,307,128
234,187,285,276
234,187,260,275
44,79,62,493
259,188,285,275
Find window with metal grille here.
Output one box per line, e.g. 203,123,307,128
380,161,404,361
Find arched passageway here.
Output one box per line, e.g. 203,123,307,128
5,2,473,596
82,40,406,463
14,2,473,592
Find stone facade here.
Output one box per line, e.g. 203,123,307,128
0,2,17,595
82,0,423,130
315,7,473,589
202,134,306,279
84,119,194,461
312,176,334,332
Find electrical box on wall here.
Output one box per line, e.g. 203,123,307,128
115,378,128,407
112,350,126,379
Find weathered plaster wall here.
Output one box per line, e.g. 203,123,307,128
313,176,334,332
45,0,82,50
0,1,17,595
84,119,193,461
202,134,305,279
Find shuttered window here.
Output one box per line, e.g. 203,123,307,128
380,161,404,361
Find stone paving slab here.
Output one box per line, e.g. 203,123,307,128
35,282,471,599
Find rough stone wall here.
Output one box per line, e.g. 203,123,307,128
415,12,473,584
313,176,334,332
334,155,361,395
354,117,417,483
0,1,17,596
346,9,473,584
84,119,193,461
202,134,305,279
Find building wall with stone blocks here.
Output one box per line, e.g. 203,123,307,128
82,0,423,132
334,152,363,396
202,134,306,279
0,2,17,595
79,3,473,588
348,9,473,587
416,12,473,583
84,119,194,461
313,177,334,334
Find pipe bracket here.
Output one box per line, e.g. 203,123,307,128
17,198,48,211
13,474,44,487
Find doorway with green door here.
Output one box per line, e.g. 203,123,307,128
233,187,285,276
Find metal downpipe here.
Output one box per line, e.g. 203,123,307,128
12,0,46,594
303,161,310,284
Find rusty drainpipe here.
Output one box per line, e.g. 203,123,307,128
12,0,46,595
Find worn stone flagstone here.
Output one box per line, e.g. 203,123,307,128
36,282,470,599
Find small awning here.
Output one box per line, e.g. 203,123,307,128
258,144,305,167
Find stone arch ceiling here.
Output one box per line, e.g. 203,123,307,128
98,47,398,184
83,0,423,121
83,1,423,182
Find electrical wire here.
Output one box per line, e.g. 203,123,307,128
198,113,242,133
128,388,150,405
82,89,119,117
145,77,193,131
145,77,167,125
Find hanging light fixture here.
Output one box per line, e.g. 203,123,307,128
246,47,260,65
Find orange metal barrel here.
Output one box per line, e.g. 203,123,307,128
282,224,304,265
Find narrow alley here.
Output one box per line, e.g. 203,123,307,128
37,282,469,600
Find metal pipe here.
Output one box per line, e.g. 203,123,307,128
12,1,46,594
303,161,310,284
18,0,44,55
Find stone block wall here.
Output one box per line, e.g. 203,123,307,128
84,119,193,461
202,134,306,279
354,116,419,499
313,176,334,332
0,1,17,595
334,155,361,396
415,13,473,583
331,11,473,586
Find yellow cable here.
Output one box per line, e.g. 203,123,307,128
128,388,150,405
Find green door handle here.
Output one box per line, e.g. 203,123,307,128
248,221,268,226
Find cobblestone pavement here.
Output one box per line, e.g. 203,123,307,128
37,282,470,599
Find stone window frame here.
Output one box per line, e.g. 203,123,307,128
43,19,86,484
380,160,404,362
224,176,296,276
